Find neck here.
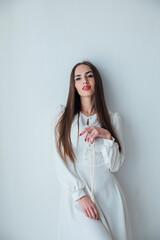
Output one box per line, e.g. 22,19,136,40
80,96,96,115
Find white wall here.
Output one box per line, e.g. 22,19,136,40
0,0,160,239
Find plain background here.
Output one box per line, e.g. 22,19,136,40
0,0,160,239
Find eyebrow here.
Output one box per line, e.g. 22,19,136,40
74,71,93,78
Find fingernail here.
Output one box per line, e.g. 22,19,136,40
85,139,86,141
97,218,99,220
79,133,82,136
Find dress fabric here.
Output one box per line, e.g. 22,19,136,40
51,104,132,240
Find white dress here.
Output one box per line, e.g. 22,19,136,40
51,104,132,240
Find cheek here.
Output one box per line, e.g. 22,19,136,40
91,79,95,88
75,83,81,92
75,82,78,88
91,77,95,84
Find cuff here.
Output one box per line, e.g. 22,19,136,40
102,136,115,147
71,188,86,201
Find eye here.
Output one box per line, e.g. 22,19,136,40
87,74,93,78
75,78,81,81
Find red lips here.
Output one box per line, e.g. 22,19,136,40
82,85,91,90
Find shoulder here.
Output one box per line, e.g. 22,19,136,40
108,108,122,128
51,103,66,128
54,103,65,115
52,104,78,128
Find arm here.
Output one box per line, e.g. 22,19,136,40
99,112,125,172
51,104,86,201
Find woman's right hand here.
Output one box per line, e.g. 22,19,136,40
77,195,99,220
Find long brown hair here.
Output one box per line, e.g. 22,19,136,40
54,60,122,166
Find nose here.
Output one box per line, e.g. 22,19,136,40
83,76,89,84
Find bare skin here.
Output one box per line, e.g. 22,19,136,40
77,195,99,220
74,64,112,220
79,126,112,143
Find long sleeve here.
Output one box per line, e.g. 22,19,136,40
51,104,86,201
99,111,125,172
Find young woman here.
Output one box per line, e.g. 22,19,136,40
52,61,132,240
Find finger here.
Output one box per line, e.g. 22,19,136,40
89,206,96,219
84,209,89,218
89,133,97,144
92,205,99,219
89,129,98,138
86,208,92,218
87,133,91,142
79,128,88,136
84,131,89,142
86,129,95,142
80,126,94,136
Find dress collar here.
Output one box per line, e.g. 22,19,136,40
72,108,113,127
79,112,99,127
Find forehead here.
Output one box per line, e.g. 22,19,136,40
74,64,92,76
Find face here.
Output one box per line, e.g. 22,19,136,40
74,64,95,97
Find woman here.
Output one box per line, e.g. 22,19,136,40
52,61,132,240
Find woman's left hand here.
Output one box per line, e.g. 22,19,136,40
79,127,112,144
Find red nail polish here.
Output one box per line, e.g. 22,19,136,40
85,139,86,141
